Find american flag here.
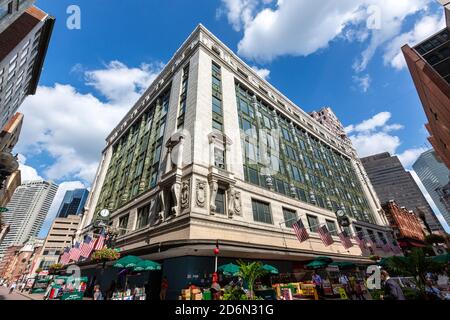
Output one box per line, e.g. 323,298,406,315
80,235,95,258
292,219,309,243
94,231,106,251
338,230,353,249
318,225,334,246
60,247,70,265
353,232,366,251
69,242,81,262
382,243,392,253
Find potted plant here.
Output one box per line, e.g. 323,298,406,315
48,263,64,275
236,260,268,300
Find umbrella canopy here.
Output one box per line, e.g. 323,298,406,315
430,253,450,264
218,263,240,276
305,260,329,270
261,264,279,274
329,262,356,270
133,260,162,272
315,256,333,263
113,255,143,269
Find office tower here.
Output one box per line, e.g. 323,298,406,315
0,180,58,259
310,107,352,145
0,0,35,34
413,149,450,229
77,25,392,298
0,5,54,128
56,189,89,218
34,215,80,270
361,152,445,233
402,1,450,168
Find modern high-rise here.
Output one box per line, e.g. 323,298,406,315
361,152,445,234
0,5,54,128
56,189,89,218
34,214,80,270
0,180,58,259
402,1,450,168
77,25,392,298
413,149,450,229
0,0,35,34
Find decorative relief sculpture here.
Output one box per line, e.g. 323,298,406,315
209,181,218,213
181,180,190,209
155,191,165,223
227,187,242,218
170,183,180,217
195,179,207,208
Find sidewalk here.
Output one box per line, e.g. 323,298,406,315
16,290,44,300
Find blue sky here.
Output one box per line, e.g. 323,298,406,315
15,0,449,234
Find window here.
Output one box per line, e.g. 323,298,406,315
118,214,129,236
307,215,319,232
252,199,272,224
136,204,150,229
214,189,226,215
326,220,338,236
377,232,387,245
214,148,225,169
283,208,297,228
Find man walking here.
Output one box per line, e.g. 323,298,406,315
380,270,405,300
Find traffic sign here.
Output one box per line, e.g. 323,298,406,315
0,207,9,213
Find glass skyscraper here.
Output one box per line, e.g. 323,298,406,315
56,189,89,218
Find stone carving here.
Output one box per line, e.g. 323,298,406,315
209,181,218,214
181,180,190,209
195,180,207,208
170,183,180,217
155,191,165,223
228,187,242,218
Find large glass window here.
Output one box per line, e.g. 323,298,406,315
215,189,226,215
307,215,319,233
283,208,297,228
136,204,150,229
118,214,129,236
326,220,338,236
252,200,273,224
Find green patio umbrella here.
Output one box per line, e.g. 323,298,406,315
315,256,333,263
133,260,162,272
113,255,143,269
329,262,356,270
431,253,450,264
305,260,329,270
218,263,240,276
261,264,279,274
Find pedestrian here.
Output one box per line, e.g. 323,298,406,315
339,274,351,299
354,280,366,300
160,276,168,300
211,281,221,300
93,284,104,300
9,282,16,294
380,270,405,300
311,271,323,298
437,270,449,291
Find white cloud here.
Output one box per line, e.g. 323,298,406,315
397,147,428,169
352,74,371,92
17,154,43,182
251,65,271,79
350,131,401,157
383,13,445,70
345,111,424,163
85,60,162,106
38,180,87,238
16,61,163,184
411,170,450,233
219,0,434,71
